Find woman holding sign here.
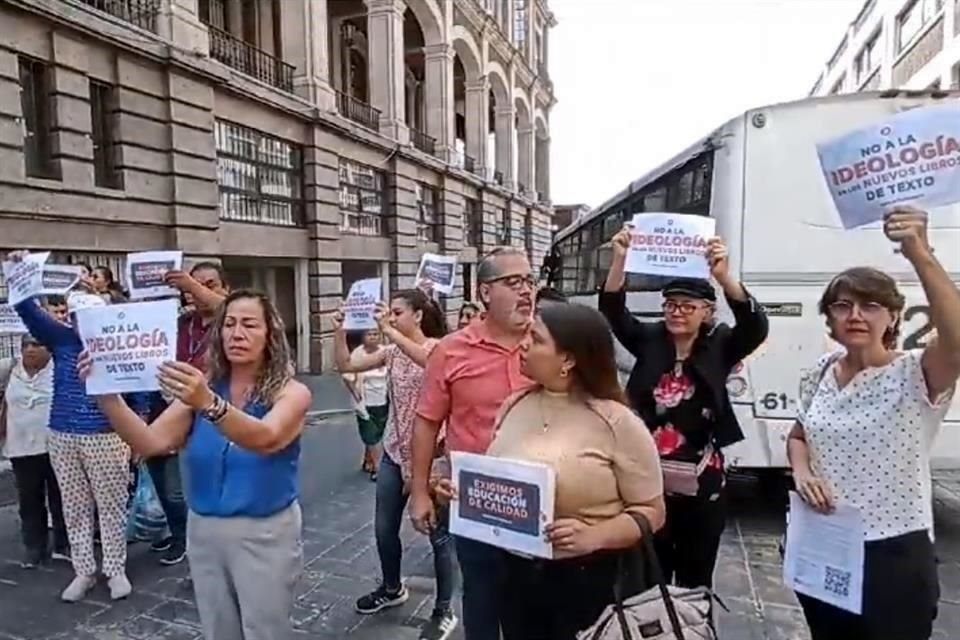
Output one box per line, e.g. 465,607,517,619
599,227,768,590
77,289,312,640
333,289,459,640
439,303,665,639
788,207,960,640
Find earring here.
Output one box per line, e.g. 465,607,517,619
560,368,569,377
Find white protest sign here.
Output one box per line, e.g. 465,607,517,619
1,252,50,306
449,452,556,559
416,253,458,295
126,251,183,300
817,103,960,229
0,303,27,335
68,291,107,314
41,264,82,295
342,278,382,331
75,299,178,395
624,213,716,279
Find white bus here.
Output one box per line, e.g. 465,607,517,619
544,90,960,472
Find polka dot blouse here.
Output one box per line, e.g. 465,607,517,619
798,350,955,541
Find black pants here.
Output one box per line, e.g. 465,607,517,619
654,491,727,589
11,454,67,554
500,550,645,640
798,530,939,640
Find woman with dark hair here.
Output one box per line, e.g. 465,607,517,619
599,227,768,590
333,288,458,640
78,289,312,640
788,207,960,640
91,266,127,302
457,302,480,329
476,303,665,639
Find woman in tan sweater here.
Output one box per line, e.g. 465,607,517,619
486,303,665,639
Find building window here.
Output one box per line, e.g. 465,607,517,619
90,80,122,190
215,120,304,226
513,0,528,54
952,63,960,89
497,207,511,245
898,0,944,52
524,208,534,259
339,159,386,236
18,57,58,180
829,73,846,95
465,198,483,247
416,183,441,243
855,31,881,84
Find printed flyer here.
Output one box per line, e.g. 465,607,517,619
342,278,382,331
126,251,183,300
624,213,715,278
449,451,556,559
0,303,26,335
1,252,50,306
416,253,458,295
40,264,82,294
817,103,960,229
75,299,179,395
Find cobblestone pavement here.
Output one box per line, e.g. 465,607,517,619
1,417,960,639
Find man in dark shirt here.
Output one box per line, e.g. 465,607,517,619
143,262,228,565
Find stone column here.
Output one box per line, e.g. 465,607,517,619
535,135,550,202
464,76,488,170
494,104,515,188
281,0,335,110
365,0,407,141
516,125,534,195
423,42,455,158
157,0,210,55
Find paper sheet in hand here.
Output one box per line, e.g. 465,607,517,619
817,103,960,229
783,492,864,614
416,253,458,295
342,278,381,331
126,251,183,300
1,252,50,306
624,213,715,279
0,304,27,335
76,299,179,395
449,452,555,559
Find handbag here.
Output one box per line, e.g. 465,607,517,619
661,444,715,497
577,512,720,640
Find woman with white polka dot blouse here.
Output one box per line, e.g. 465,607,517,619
787,206,960,640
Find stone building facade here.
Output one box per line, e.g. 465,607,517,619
0,0,557,372
811,0,960,96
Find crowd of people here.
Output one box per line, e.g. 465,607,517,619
0,204,958,640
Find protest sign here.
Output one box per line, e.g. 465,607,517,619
41,264,82,294
75,299,178,395
126,251,183,300
342,278,382,331
817,103,960,229
1,252,50,306
416,253,458,295
449,452,556,559
624,213,715,279
0,303,26,335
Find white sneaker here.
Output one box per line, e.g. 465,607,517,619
108,573,132,600
61,575,97,602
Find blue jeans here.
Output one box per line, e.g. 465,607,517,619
375,454,456,613
455,536,505,640
147,454,187,545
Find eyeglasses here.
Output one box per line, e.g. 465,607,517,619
826,300,888,319
483,274,538,291
662,300,710,316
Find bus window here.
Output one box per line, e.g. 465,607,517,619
644,187,667,211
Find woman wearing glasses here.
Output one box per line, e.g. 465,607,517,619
598,227,768,589
788,207,960,640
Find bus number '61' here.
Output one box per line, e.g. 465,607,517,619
903,305,933,350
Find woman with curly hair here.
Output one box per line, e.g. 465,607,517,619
78,289,312,640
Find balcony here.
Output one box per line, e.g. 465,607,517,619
208,26,295,93
410,127,437,157
73,0,160,32
336,91,381,132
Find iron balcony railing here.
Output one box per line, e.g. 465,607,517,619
208,27,294,93
72,0,160,32
410,128,437,156
336,91,381,132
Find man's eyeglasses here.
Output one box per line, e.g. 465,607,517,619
662,300,711,316
482,274,538,291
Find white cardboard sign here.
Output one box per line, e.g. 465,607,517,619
342,278,382,331
624,213,715,279
1,252,49,306
126,251,183,300
416,253,458,295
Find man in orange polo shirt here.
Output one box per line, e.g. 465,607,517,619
410,247,536,640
